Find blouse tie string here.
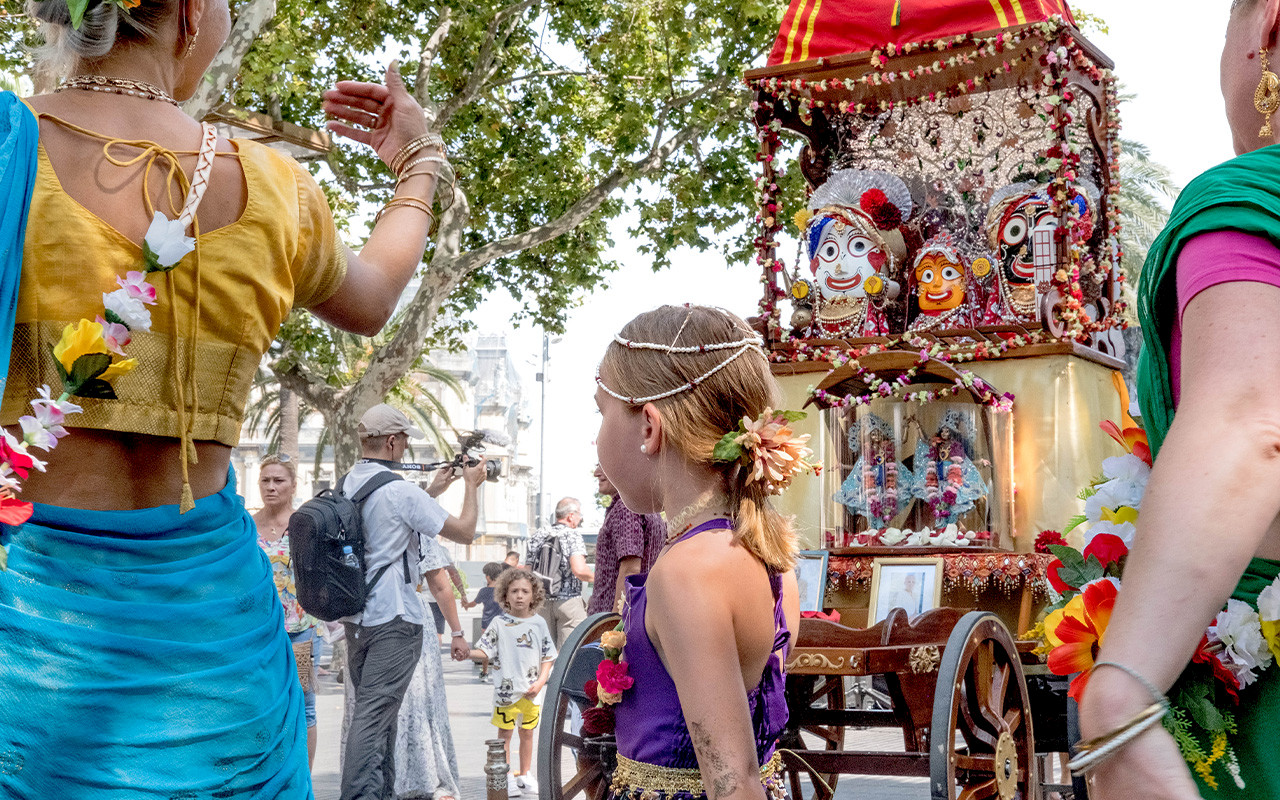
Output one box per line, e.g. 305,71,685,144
41,115,222,513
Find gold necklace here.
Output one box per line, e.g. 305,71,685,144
664,492,729,544
57,75,180,108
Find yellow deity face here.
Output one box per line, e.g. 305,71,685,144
914,254,966,312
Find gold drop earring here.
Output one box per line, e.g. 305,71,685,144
1256,47,1280,138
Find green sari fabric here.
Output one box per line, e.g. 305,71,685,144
1136,143,1280,459
1135,146,1280,797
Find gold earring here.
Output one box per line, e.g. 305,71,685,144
183,31,199,59
1256,47,1280,137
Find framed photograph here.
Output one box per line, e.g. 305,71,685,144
794,550,830,614
867,557,944,624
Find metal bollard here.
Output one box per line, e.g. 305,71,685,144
485,738,510,800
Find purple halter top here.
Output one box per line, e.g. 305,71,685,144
613,518,791,769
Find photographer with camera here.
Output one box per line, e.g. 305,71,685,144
340,403,486,800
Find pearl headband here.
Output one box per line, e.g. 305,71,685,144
595,334,766,405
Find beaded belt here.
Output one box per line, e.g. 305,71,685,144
610,752,784,799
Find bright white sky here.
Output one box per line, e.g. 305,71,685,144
471,1,1234,528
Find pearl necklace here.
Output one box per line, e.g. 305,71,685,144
57,75,180,108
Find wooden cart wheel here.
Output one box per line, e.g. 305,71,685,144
537,612,621,800
778,674,846,800
929,612,1037,800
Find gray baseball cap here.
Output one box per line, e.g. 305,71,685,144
357,403,424,439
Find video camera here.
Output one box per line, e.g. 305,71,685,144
390,429,505,483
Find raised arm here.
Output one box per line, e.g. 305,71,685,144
311,63,443,335
438,458,486,545
1080,281,1280,798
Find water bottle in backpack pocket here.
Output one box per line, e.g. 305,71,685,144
288,471,402,621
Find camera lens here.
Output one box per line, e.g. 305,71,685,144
485,460,502,482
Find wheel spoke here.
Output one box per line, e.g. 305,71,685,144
958,679,999,749
954,752,994,772
560,732,585,751
957,777,998,800
560,759,604,800
1003,707,1023,734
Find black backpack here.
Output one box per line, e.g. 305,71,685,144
289,470,404,621
530,529,568,597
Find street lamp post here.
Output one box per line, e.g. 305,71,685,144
536,333,549,527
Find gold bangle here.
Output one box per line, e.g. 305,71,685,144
374,197,437,229
389,133,445,174
1068,701,1168,776
397,154,448,180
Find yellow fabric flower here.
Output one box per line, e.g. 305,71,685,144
52,319,110,375
100,358,138,383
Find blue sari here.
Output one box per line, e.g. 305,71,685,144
0,92,311,798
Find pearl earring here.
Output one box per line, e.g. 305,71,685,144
640,444,648,454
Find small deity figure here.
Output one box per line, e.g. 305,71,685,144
910,410,987,527
795,169,915,337
981,180,1098,324
906,232,994,332
834,412,914,528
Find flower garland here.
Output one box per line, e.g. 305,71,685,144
1037,381,1274,791
582,626,630,736
863,447,898,524
0,211,193,547
748,16,1125,348
711,409,821,495
836,523,992,549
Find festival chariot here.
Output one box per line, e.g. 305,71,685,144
539,2,1129,798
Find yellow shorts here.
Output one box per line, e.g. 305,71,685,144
492,697,541,730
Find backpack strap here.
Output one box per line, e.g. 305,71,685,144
343,470,406,591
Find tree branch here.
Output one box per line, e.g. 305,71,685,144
415,8,453,118
354,82,743,399
433,0,536,131
272,353,338,412
182,0,279,119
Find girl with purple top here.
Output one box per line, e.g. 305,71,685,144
594,305,813,800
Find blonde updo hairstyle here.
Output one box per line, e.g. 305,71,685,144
597,305,798,573
27,0,175,77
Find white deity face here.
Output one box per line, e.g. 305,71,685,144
811,220,887,301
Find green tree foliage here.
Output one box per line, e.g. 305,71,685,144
1,0,784,468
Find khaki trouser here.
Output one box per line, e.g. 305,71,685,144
540,595,588,648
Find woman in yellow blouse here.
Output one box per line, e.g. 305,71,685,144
0,0,446,796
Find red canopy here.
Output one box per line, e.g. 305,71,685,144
768,0,1077,66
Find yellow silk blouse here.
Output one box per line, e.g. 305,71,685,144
1,132,347,446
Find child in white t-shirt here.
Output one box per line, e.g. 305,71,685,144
471,568,557,796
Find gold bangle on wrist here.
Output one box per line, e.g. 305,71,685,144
389,133,445,174
1066,661,1171,777
374,196,438,232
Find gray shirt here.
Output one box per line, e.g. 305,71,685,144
341,461,449,627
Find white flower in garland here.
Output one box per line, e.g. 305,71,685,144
1209,599,1273,688
1084,520,1137,548
142,211,195,270
102,289,153,333
33,384,82,418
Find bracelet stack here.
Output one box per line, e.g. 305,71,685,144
376,133,451,232
1067,661,1171,777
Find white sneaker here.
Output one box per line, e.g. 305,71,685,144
519,774,539,794
507,774,522,797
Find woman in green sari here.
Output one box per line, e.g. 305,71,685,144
1080,0,1280,797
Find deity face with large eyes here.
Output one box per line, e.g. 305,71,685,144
811,217,890,301
914,253,965,312
990,191,1055,285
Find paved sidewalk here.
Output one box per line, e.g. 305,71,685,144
309,607,927,800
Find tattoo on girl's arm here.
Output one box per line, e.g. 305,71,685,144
690,721,742,800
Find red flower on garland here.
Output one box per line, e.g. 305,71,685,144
1082,533,1128,568
0,494,33,526
0,437,34,481
1191,634,1242,703
860,189,902,229
1035,530,1067,554
1046,559,1070,593
597,658,634,696
582,705,616,736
